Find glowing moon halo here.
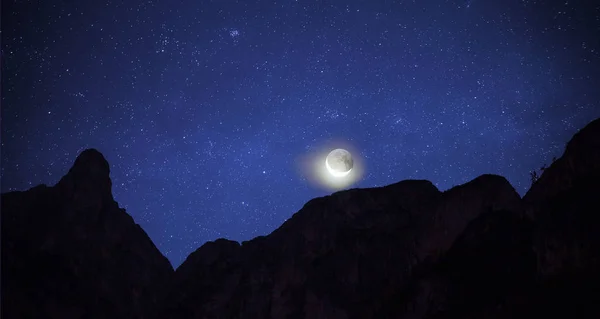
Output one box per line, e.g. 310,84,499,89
295,140,364,191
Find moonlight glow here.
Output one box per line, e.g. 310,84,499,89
296,140,364,191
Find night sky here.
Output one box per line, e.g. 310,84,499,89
2,0,599,268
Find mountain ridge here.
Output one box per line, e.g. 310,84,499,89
2,117,599,318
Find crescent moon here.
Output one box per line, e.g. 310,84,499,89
325,158,352,177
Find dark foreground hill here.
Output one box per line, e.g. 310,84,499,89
2,117,599,319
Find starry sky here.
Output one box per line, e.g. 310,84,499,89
2,0,599,268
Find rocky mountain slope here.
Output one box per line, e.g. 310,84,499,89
1,149,174,319
2,117,599,319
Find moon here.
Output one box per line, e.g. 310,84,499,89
325,148,353,178
296,141,364,190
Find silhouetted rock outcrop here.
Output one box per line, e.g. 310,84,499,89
524,117,600,214
1,149,174,319
2,118,599,319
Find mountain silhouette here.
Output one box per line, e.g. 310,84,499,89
2,118,599,319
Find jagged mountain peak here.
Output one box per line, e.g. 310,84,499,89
2,117,600,319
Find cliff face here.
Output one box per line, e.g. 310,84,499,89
2,118,599,319
1,149,174,319
160,175,523,319
400,118,600,319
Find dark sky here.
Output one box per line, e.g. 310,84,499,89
2,0,599,268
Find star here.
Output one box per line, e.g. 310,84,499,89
2,0,599,268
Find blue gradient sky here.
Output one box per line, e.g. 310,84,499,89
2,0,599,267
